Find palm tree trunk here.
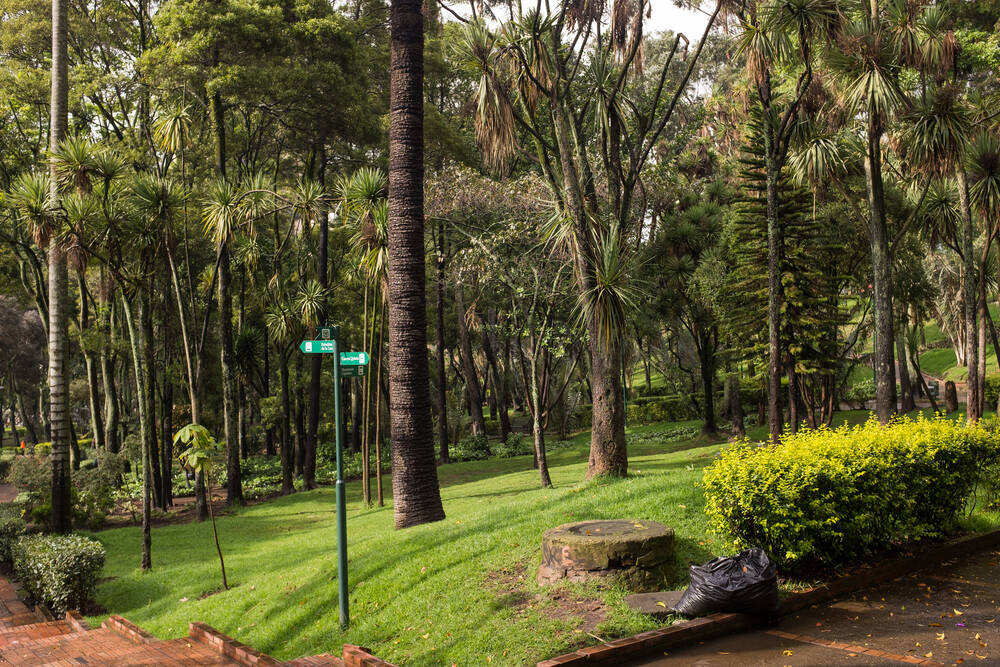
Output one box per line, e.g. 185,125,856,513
388,0,445,529
865,115,897,423
48,0,71,534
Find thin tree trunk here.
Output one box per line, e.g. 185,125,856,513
897,330,916,412
454,283,485,436
699,330,717,435
218,245,243,504
101,299,121,453
388,0,445,529
142,291,162,510
280,349,294,495
305,196,328,491
375,303,386,506
161,380,173,508
956,167,979,421
435,220,449,463
122,295,152,571
865,115,897,423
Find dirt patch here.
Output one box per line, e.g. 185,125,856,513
485,562,608,633
542,590,608,632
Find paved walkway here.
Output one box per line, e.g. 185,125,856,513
0,575,342,666
631,548,1000,666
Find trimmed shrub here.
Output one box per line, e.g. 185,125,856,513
0,507,25,566
12,534,105,613
703,416,1000,571
33,443,51,457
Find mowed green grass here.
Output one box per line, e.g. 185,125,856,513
83,409,993,665
86,422,724,665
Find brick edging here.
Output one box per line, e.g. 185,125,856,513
341,644,396,666
190,621,283,666
64,610,90,633
537,529,1000,666
103,615,158,644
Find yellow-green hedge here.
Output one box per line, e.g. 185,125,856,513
703,416,1000,571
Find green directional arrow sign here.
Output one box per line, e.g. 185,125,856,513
339,365,368,378
339,351,369,366
300,340,336,354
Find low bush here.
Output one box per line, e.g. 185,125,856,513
842,379,876,407
703,416,1000,571
12,534,105,613
33,443,51,457
450,434,492,462
0,507,25,566
496,433,532,458
626,396,696,424
8,453,124,528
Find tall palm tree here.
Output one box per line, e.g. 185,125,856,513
388,0,445,529
48,0,71,532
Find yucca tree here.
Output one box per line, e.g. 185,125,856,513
203,179,246,506
460,0,720,477
827,0,956,423
342,167,389,506
899,84,979,419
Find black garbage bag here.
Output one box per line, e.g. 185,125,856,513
673,547,779,617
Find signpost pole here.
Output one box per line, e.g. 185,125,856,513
332,328,349,629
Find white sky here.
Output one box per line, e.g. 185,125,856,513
442,2,713,41
646,2,713,40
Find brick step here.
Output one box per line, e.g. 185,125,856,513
0,610,51,630
28,637,242,666
0,626,135,664
0,620,74,647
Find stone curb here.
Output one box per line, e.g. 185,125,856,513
536,529,1000,666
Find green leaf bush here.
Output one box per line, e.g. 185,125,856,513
703,416,1000,571
0,507,25,566
12,534,105,613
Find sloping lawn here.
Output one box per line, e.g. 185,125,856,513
84,409,991,665
86,422,725,665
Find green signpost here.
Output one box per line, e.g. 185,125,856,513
300,328,370,629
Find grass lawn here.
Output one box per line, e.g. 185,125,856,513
84,409,996,665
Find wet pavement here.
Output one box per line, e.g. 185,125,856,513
631,548,1000,666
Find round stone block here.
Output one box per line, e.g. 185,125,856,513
537,519,674,591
